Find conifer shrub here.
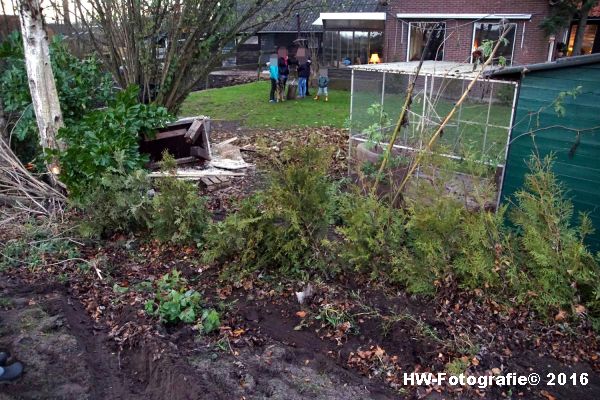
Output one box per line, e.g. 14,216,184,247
150,153,209,245
78,152,209,246
335,191,407,280
509,156,600,316
77,169,152,238
203,141,338,279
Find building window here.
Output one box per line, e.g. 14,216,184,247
567,23,599,55
472,22,517,65
407,22,446,61
323,30,384,67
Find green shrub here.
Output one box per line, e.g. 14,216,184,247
452,204,511,290
203,141,337,279
510,156,599,315
151,153,209,245
335,191,407,280
54,85,172,198
77,169,153,237
144,270,219,331
0,220,79,271
396,189,465,294
0,32,114,163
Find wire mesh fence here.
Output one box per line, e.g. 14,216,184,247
348,66,517,207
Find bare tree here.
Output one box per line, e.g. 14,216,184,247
18,0,64,185
75,0,308,112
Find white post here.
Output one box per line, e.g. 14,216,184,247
380,71,386,137
483,82,494,159
495,82,519,211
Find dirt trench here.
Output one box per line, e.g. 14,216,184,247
0,277,396,400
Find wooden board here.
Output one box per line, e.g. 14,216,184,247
184,118,204,143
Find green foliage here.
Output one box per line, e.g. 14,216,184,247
144,270,218,327
0,32,114,162
203,141,337,279
452,204,511,291
315,303,358,334
0,221,79,271
77,169,153,238
396,183,466,295
552,86,582,118
150,152,209,245
509,156,599,314
54,85,172,198
199,309,221,334
362,103,390,149
336,191,407,280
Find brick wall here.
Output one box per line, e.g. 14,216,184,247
383,0,553,66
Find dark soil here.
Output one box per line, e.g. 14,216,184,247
0,273,396,400
1,124,599,400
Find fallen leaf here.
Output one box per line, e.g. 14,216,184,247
296,310,307,318
540,390,557,400
554,310,567,322
575,304,587,315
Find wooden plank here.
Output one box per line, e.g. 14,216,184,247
147,156,197,169
217,136,238,146
184,118,204,144
145,128,187,141
190,145,210,160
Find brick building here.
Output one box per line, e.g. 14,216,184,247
315,0,556,68
384,1,554,65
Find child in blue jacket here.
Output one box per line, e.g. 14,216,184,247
314,71,329,102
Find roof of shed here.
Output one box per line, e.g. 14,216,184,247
258,0,383,33
485,53,600,78
351,61,501,79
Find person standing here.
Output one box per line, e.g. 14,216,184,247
314,71,329,102
278,57,289,102
268,61,279,103
305,58,312,97
297,60,310,99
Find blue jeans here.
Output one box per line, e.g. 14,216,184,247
298,77,307,97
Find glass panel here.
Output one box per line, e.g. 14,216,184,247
567,24,598,55
408,22,445,61
354,31,369,65
323,31,339,67
370,31,384,62
473,23,517,64
340,31,353,67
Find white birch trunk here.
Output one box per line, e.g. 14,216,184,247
19,0,64,155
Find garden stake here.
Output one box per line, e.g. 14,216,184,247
370,31,435,196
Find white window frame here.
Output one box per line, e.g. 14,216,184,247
406,21,447,62
471,22,518,65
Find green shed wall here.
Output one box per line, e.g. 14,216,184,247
500,63,600,249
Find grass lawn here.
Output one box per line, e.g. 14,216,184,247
179,80,351,129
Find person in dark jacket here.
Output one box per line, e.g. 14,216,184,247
297,60,310,98
278,57,289,101
305,58,312,97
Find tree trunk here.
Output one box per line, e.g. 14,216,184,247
62,0,70,25
19,0,65,182
572,1,596,56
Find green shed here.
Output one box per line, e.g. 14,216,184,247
488,54,600,249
